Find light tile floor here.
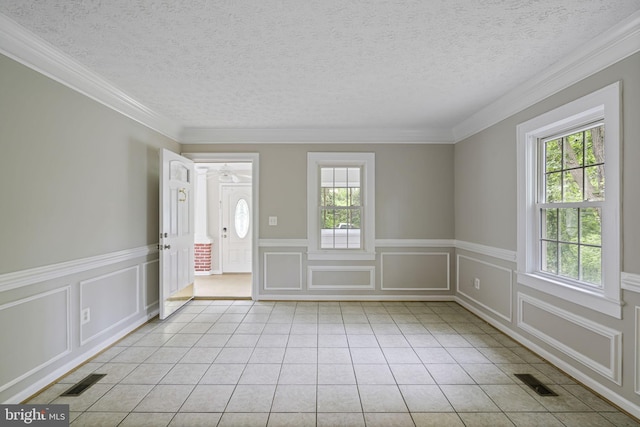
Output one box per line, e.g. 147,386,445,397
28,300,639,426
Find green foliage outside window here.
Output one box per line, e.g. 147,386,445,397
540,124,604,285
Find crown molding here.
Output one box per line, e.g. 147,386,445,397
0,13,181,141
179,127,455,144
453,11,640,142
2,10,638,145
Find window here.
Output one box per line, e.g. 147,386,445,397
320,167,362,249
539,123,604,286
517,82,621,318
308,153,375,260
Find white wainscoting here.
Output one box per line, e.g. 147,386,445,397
456,254,513,322
622,272,640,294
143,259,160,311
0,245,159,403
307,266,376,291
380,252,449,290
80,266,141,346
517,292,622,385
264,252,303,291
0,287,71,395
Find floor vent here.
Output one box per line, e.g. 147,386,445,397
60,374,106,397
515,373,558,396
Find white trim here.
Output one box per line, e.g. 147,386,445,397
307,266,376,291
454,240,517,262
0,245,157,293
453,11,640,142
456,254,512,322
622,272,640,294
181,152,260,301
143,259,160,311
376,239,455,248
307,152,376,261
380,252,450,291
179,127,455,144
517,292,622,385
263,252,303,291
636,306,640,396
259,239,308,247
258,294,455,302
456,297,640,419
516,82,622,318
79,266,141,346
0,13,181,140
0,287,71,395
3,308,157,404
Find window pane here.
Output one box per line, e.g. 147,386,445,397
545,139,562,172
563,169,583,202
347,168,360,187
545,172,562,203
321,209,336,229
349,187,361,206
584,164,605,201
580,208,601,246
581,246,602,285
541,208,557,240
333,188,348,207
559,208,578,243
559,243,579,279
234,199,250,239
541,241,558,274
563,132,584,169
333,168,348,186
585,125,604,166
320,168,334,187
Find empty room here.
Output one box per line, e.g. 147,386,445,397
1,1,639,426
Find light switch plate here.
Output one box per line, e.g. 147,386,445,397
268,216,278,226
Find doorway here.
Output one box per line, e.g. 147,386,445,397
184,153,258,299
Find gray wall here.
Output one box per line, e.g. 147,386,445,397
454,52,640,413
0,53,179,403
182,143,455,241
182,143,456,298
0,54,179,274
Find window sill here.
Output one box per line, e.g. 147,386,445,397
307,251,376,261
517,272,622,318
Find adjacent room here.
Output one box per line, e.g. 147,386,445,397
0,1,639,426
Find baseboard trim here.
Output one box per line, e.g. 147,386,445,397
256,294,456,302
455,296,640,419
6,309,158,404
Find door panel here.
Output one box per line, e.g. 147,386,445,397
159,149,195,319
222,185,252,273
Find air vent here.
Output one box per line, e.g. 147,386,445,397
60,374,106,397
515,373,557,396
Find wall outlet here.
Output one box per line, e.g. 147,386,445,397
473,278,480,290
81,308,91,324
268,216,278,226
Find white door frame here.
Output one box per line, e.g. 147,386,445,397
181,152,259,300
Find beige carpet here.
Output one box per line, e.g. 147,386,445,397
194,273,252,298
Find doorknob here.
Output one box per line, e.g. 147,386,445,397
164,244,171,249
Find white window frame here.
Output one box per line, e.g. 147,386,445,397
516,82,622,318
307,152,375,261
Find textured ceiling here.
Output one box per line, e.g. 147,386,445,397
1,1,639,137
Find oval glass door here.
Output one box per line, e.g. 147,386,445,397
235,198,250,239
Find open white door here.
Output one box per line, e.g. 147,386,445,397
159,149,195,319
